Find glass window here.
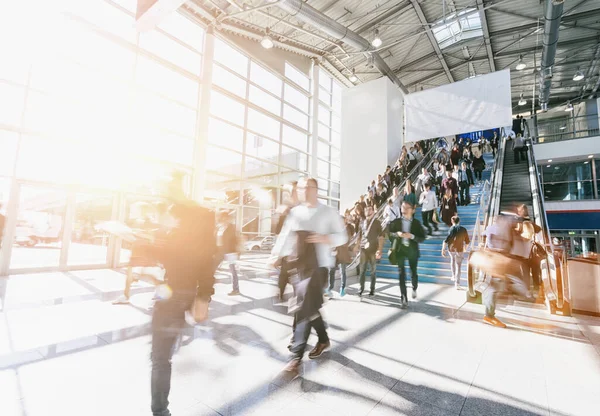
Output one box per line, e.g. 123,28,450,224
245,135,280,162
332,114,341,132
66,0,137,43
330,182,340,199
135,55,199,107
332,82,342,111
158,12,205,52
331,147,340,166
318,123,330,141
129,126,195,166
330,165,340,182
208,117,244,151
282,125,309,152
281,145,308,172
68,193,113,266
543,181,594,201
329,199,340,210
318,141,330,161
0,82,26,127
331,130,341,147
206,145,242,177
318,105,330,125
132,90,197,138
212,64,247,98
284,83,309,113
542,162,592,182
285,63,309,91
319,87,332,106
214,38,248,77
317,160,329,179
247,108,280,141
284,104,309,130
210,90,245,127
244,157,278,185
139,30,202,74
319,69,331,91
0,130,19,176
249,85,281,116
250,62,282,96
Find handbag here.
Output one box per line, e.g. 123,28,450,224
432,210,439,224
190,297,210,323
388,238,400,266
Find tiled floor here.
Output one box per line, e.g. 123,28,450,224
1,263,599,416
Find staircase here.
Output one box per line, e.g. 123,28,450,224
375,153,495,286
499,142,533,213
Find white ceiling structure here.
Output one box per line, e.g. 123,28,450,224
183,0,600,113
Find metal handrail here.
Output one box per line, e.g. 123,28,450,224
535,114,600,144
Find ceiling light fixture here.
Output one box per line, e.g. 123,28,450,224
548,160,553,163
565,101,574,112
546,165,551,168
588,155,594,159
573,68,585,81
516,55,527,70
518,93,527,106
372,29,382,48
349,68,358,83
260,28,274,49
559,125,567,130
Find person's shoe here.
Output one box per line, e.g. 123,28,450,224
308,341,330,359
483,316,507,328
340,288,346,297
368,291,375,297
400,298,408,309
324,289,332,298
283,359,301,379
358,290,364,297
112,295,130,305
287,338,294,351
412,289,417,299
455,283,461,290
228,290,240,296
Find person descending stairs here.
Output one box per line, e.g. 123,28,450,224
377,153,495,287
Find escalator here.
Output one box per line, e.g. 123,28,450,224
468,133,571,316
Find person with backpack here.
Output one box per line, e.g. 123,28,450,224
441,216,470,289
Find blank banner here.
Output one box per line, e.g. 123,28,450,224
405,69,512,141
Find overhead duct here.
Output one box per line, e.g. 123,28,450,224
538,0,564,110
277,0,408,93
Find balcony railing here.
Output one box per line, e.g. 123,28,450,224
534,114,600,144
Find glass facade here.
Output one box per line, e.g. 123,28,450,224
540,159,599,201
0,1,343,273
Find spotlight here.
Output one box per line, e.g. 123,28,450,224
588,155,593,158
564,102,574,112
559,125,567,130
516,55,527,70
573,68,585,81
372,29,382,48
349,68,358,83
518,93,527,106
548,160,553,163
261,28,274,49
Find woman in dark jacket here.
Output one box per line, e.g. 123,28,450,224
450,144,461,168
472,153,486,181
440,188,458,226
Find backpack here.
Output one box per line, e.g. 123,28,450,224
530,241,547,263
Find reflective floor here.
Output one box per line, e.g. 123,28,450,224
1,261,599,416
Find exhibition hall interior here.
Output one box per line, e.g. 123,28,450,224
1,0,600,415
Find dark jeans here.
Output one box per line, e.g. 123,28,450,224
359,249,377,294
151,293,195,416
513,147,526,164
397,249,418,301
459,181,470,206
290,267,329,360
328,263,347,291
474,169,483,181
421,209,437,234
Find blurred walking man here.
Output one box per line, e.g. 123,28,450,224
270,177,347,378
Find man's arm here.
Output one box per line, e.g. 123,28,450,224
328,210,348,248
269,212,295,266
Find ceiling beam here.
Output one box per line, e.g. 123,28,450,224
476,0,496,72
408,0,454,83
492,7,600,34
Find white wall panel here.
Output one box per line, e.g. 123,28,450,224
405,69,512,141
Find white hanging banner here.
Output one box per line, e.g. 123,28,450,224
405,69,513,141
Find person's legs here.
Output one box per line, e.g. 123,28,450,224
408,255,419,293
229,262,239,293
328,267,336,291
311,314,329,345
482,284,496,318
422,210,432,234
151,297,189,416
278,257,289,299
369,253,377,294
450,251,463,286
398,254,408,301
359,250,367,294
465,184,470,204
531,261,541,292
340,263,347,292
513,148,520,164
449,251,458,282
458,184,465,205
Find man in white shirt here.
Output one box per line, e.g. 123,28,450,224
384,199,400,227
419,182,438,235
270,177,347,377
